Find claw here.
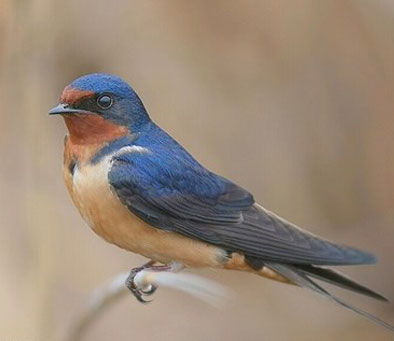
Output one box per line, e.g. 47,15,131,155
125,261,183,303
125,266,156,303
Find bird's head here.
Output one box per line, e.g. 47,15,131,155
49,73,150,144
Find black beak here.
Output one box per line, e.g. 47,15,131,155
48,103,93,115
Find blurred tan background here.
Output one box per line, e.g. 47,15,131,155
1,0,394,340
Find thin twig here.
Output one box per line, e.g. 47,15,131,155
67,270,230,341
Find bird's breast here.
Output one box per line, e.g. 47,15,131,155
63,139,227,267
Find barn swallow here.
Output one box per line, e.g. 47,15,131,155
50,73,393,330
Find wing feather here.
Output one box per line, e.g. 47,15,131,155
109,150,375,266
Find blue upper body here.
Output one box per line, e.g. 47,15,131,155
56,73,375,266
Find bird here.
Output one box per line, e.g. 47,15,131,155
50,73,392,330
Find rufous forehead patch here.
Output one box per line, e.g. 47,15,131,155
60,86,95,105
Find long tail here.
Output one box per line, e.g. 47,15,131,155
264,262,394,332
296,264,388,301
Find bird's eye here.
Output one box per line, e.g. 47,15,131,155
97,95,113,109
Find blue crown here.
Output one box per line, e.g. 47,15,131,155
70,73,136,99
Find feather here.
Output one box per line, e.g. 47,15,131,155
109,125,376,266
264,262,393,331
296,264,388,301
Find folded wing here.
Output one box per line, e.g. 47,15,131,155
108,149,375,266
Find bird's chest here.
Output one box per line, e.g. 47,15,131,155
62,137,226,267
63,147,122,242
62,138,149,249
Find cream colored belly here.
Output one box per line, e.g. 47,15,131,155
63,156,226,268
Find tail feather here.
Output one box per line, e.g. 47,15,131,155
296,264,388,302
264,262,394,332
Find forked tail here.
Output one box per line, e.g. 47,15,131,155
264,262,393,332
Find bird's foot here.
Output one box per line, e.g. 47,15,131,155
125,261,184,303
125,261,157,303
125,267,156,303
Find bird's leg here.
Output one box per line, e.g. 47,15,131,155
125,261,184,303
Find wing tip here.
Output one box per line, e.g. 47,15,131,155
340,247,377,266
298,264,390,302
373,292,390,303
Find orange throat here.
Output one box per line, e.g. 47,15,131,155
63,114,129,163
64,114,128,145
